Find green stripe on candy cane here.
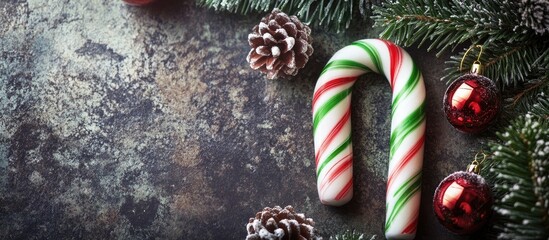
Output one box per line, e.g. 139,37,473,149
316,135,352,176
351,40,384,74
320,59,372,76
389,102,425,159
391,61,421,115
385,172,422,232
312,88,352,134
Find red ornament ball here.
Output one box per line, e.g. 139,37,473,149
433,171,493,235
443,74,500,133
123,0,157,6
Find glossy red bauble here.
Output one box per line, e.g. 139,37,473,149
433,171,493,235
443,74,500,133
123,0,157,6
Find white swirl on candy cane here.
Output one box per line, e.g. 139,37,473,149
312,39,426,239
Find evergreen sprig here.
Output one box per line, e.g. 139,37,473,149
442,42,549,89
481,97,549,239
373,0,543,53
197,0,380,32
502,79,549,120
373,0,549,116
330,230,376,240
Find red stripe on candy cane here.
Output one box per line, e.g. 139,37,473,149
402,211,419,234
383,41,402,91
387,135,425,194
315,107,351,166
319,153,352,193
335,178,353,201
312,77,356,107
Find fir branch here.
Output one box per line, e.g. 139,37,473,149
373,0,470,54
441,41,549,89
330,230,376,240
197,0,381,32
481,98,549,239
508,80,549,115
372,0,544,55
527,96,549,118
374,0,549,96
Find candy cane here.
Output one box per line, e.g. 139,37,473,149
312,39,426,239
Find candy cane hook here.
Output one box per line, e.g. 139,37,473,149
312,39,426,239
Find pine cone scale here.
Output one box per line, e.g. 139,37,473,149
282,23,297,36
306,45,313,56
271,46,281,57
255,46,271,56
249,55,267,69
266,57,278,70
279,38,294,53
248,33,263,47
274,28,288,40
263,33,276,45
285,52,296,69
268,20,280,31
258,22,270,35
266,218,277,232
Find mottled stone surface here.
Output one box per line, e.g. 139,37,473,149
1,1,483,239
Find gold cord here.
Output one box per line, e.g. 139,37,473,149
460,45,484,71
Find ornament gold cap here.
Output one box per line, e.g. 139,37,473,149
471,62,482,75
467,152,487,174
467,160,480,174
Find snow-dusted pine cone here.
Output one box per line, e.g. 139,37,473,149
246,206,322,240
519,0,549,35
246,9,314,79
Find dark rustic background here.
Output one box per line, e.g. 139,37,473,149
1,0,483,239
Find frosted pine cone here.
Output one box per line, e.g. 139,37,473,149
246,206,322,240
246,9,314,79
519,0,549,35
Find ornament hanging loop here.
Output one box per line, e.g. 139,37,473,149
460,45,484,75
467,151,487,174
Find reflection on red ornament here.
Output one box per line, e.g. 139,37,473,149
123,0,157,6
443,74,500,133
433,171,493,235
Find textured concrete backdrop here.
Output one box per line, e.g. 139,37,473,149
1,0,483,239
